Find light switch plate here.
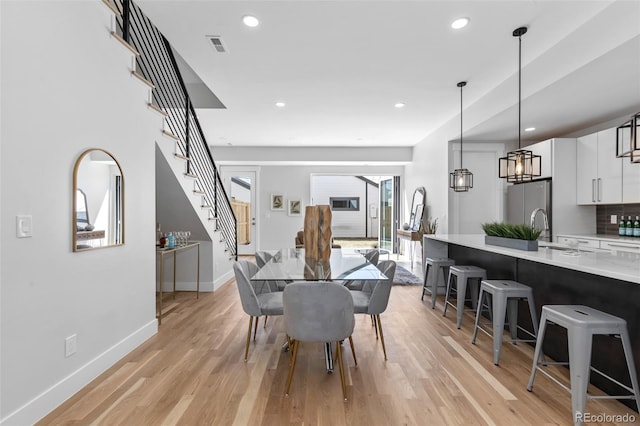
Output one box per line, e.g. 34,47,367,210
611,214,617,224
16,215,32,238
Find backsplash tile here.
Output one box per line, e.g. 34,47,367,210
596,204,640,235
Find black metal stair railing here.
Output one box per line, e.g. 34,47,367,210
106,0,237,259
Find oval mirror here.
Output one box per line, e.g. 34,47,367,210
408,186,426,231
73,148,124,251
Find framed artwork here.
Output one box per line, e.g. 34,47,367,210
288,199,302,216
271,194,284,211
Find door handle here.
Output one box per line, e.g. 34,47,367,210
597,178,602,202
591,179,596,203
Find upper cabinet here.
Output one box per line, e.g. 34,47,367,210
623,159,640,203
576,128,623,204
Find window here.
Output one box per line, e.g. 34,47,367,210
330,197,360,211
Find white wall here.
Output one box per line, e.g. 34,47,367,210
449,142,506,233
241,165,403,250
1,2,159,423
310,176,379,238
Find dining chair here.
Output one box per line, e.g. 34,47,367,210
283,281,357,400
350,260,396,360
254,250,287,291
233,260,284,362
344,249,380,291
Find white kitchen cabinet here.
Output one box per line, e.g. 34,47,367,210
600,240,640,253
576,128,622,204
622,159,640,203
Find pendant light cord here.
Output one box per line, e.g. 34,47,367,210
460,83,463,169
518,33,522,150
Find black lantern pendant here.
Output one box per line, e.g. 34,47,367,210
616,112,640,163
499,27,542,183
450,81,473,192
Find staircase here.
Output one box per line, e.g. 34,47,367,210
102,0,238,282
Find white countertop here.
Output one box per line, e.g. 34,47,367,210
425,234,640,284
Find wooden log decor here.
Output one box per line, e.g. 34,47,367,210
303,205,333,277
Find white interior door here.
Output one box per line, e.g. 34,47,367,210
222,170,257,255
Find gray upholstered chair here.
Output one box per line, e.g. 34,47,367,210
345,249,381,291
233,260,284,361
350,260,396,360
254,250,286,291
283,281,357,400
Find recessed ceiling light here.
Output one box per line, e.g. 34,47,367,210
394,102,405,108
242,15,259,27
525,127,536,132
451,17,469,29
275,102,286,108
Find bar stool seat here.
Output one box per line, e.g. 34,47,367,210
471,279,539,365
443,265,486,329
421,257,455,309
527,305,640,424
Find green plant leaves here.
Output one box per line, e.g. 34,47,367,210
481,222,542,241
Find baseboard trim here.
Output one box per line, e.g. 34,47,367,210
214,270,234,291
1,320,158,426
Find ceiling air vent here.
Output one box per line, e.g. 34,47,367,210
207,36,227,53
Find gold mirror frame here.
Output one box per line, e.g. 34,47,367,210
72,148,125,251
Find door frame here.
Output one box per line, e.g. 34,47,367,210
220,166,260,255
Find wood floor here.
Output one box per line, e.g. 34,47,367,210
39,263,638,425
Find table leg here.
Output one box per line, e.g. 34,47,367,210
196,243,200,299
173,251,177,300
159,254,164,326
324,342,334,373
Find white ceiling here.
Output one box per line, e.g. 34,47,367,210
137,0,640,149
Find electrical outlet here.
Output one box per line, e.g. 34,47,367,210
65,334,77,357
611,214,617,224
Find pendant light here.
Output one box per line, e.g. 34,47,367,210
449,81,473,191
499,27,541,183
616,112,640,163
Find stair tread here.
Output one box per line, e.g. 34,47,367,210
131,70,154,89
185,173,199,179
174,153,189,160
148,103,168,117
110,31,139,56
162,130,180,141
102,0,120,16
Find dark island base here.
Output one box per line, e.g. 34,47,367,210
448,243,639,412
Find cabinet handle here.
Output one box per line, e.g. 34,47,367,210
577,240,591,244
597,178,602,202
606,243,639,249
591,179,596,202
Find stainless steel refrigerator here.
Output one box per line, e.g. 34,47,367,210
506,179,552,242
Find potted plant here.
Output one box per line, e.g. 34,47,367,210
481,222,542,251
418,217,438,246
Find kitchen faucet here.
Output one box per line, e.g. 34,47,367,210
530,208,550,241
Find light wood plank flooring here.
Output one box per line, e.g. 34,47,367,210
39,262,638,425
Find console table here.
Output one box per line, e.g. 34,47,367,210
156,242,200,325
396,229,421,268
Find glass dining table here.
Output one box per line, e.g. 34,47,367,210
251,247,387,281
251,247,387,373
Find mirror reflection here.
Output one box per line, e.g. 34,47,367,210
408,187,426,231
73,148,124,251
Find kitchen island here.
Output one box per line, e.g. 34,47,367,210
424,234,640,410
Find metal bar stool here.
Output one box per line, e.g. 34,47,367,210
421,257,455,309
527,305,640,425
443,265,486,329
471,279,539,365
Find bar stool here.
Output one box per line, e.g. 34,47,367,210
421,257,455,309
471,280,539,365
443,265,486,329
527,305,640,424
